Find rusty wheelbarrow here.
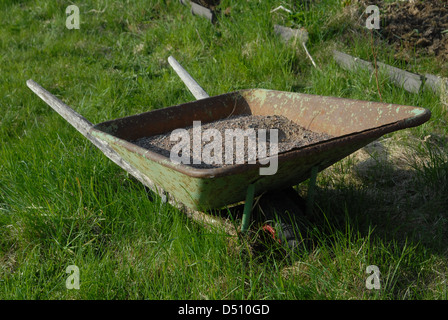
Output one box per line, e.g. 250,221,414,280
27,57,431,248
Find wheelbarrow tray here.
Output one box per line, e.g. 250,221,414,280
89,89,430,211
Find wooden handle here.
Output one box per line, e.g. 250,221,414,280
26,79,237,233
26,79,167,200
168,56,209,100
26,79,94,136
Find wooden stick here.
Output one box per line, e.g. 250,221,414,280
274,25,319,70
301,42,319,70
168,56,209,100
369,30,383,101
26,79,166,198
26,79,236,235
270,5,292,14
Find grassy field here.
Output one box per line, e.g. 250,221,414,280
1,0,447,300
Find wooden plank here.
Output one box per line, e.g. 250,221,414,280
180,0,216,24
274,24,308,43
377,61,422,94
424,73,448,94
190,1,216,23
333,49,373,73
333,50,423,94
334,50,448,96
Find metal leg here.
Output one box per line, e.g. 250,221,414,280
241,184,255,233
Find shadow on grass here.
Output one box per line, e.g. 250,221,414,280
139,137,448,299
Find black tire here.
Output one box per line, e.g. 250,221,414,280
256,187,308,251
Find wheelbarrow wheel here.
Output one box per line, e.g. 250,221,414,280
256,187,308,251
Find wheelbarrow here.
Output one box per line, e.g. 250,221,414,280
26,56,431,248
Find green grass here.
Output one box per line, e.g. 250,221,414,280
1,0,447,300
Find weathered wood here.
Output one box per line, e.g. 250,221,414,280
26,79,236,235
333,50,423,94
377,61,423,94
179,0,216,24
424,73,448,94
333,50,374,73
168,56,209,100
26,79,167,198
274,24,309,43
334,50,448,96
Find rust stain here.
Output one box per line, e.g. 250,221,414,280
90,89,431,210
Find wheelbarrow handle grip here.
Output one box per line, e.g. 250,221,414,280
26,79,168,200
26,79,94,136
168,56,210,100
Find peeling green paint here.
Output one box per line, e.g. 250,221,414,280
90,89,431,210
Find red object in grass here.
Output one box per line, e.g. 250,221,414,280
262,224,281,244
